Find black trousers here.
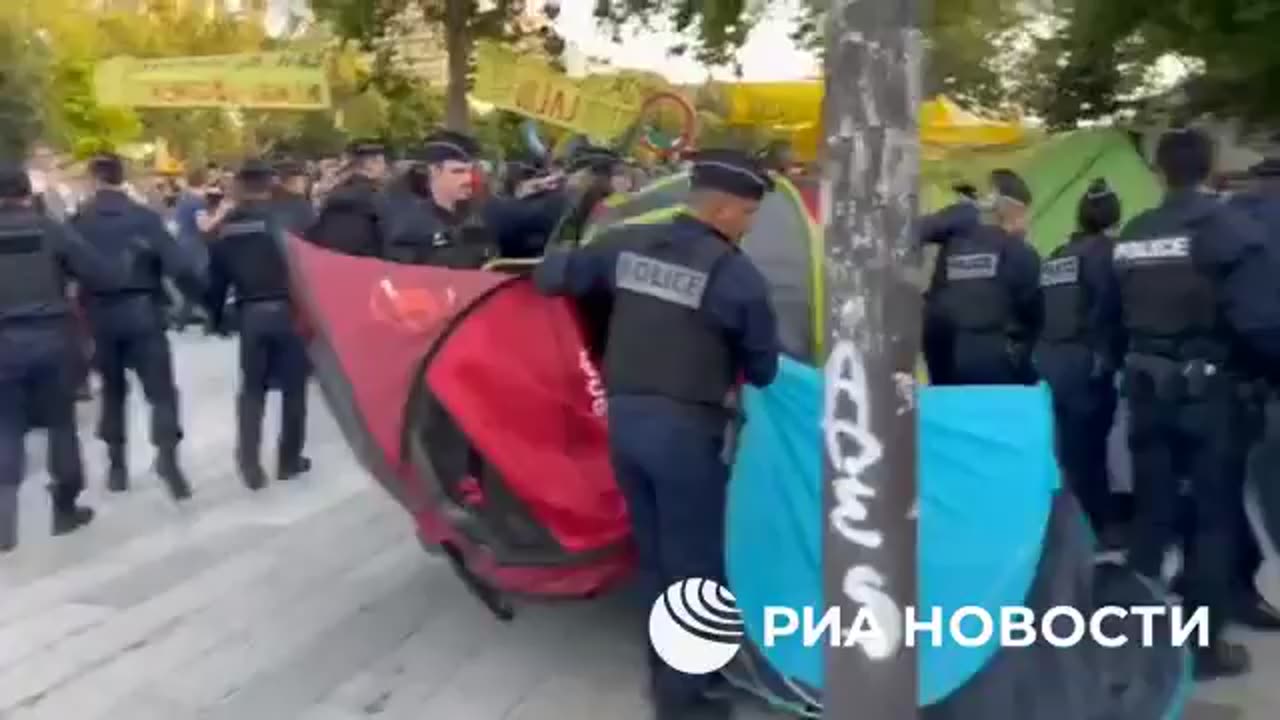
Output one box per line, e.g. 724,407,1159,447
237,301,308,465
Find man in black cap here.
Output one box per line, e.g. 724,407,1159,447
381,129,565,267
534,148,780,720
271,159,316,237
70,153,204,500
203,159,311,490
308,139,389,257
543,144,628,246
0,164,122,552
1034,179,1125,536
1107,128,1280,679
924,167,1043,385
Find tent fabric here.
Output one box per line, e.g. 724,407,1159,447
285,235,633,599
583,173,823,363
725,356,1191,716
923,128,1161,255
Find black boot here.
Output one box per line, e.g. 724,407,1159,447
106,445,128,493
276,455,312,481
51,504,95,536
1232,591,1280,631
0,485,18,553
155,447,192,501
1194,640,1251,681
237,450,268,491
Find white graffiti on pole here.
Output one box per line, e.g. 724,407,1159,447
824,339,904,660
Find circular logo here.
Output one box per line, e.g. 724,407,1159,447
369,278,445,333
648,578,743,675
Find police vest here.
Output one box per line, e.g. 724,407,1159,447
0,220,62,312
930,229,1014,334
1112,233,1218,341
1039,241,1092,343
603,226,736,406
217,209,290,302
410,210,498,269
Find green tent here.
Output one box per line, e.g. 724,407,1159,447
924,128,1162,254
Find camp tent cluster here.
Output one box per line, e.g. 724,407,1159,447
284,92,1185,719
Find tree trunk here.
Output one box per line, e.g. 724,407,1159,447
443,0,471,132
820,0,922,718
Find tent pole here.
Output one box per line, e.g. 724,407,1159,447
820,0,922,719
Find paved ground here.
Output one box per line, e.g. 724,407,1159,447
0,332,1275,719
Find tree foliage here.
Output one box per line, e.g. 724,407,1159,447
0,19,48,158
310,0,562,131
1026,0,1280,126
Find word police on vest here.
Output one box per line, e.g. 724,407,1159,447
616,251,710,309
1113,236,1191,263
648,578,745,675
945,253,999,281
1040,256,1079,287
221,220,270,237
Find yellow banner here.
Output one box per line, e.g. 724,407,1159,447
94,50,331,110
471,41,669,142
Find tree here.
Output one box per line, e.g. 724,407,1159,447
0,18,48,158
1027,0,1280,126
310,0,564,132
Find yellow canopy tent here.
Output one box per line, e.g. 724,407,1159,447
709,83,1028,161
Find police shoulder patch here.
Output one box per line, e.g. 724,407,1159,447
945,252,999,280
1040,256,1079,287
1113,236,1191,263
615,250,709,309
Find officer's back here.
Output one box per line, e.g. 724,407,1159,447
926,169,1043,385
308,141,388,257
271,160,317,237
71,154,202,331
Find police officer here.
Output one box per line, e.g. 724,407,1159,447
71,154,202,499
534,149,779,720
925,169,1043,385
546,145,626,247
920,185,983,384
1109,128,1280,679
0,164,120,552
1221,157,1280,630
271,159,317,237
1035,179,1124,534
204,161,311,490
307,139,389,257
382,130,564,267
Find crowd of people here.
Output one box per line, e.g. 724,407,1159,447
924,127,1280,683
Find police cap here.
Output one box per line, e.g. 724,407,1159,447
689,148,774,201
236,158,275,182
990,168,1032,206
347,138,387,158
567,145,621,174
422,130,480,165
1155,128,1213,188
0,164,32,199
90,153,126,185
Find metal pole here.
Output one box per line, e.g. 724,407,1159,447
820,0,922,718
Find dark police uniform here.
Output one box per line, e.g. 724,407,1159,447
1222,161,1280,628
1,168,121,551
71,157,203,498
920,197,982,384
382,131,560,267
271,161,317,237
534,150,779,719
1111,185,1279,671
925,183,1043,385
1035,221,1123,533
308,140,388,257
205,171,310,489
